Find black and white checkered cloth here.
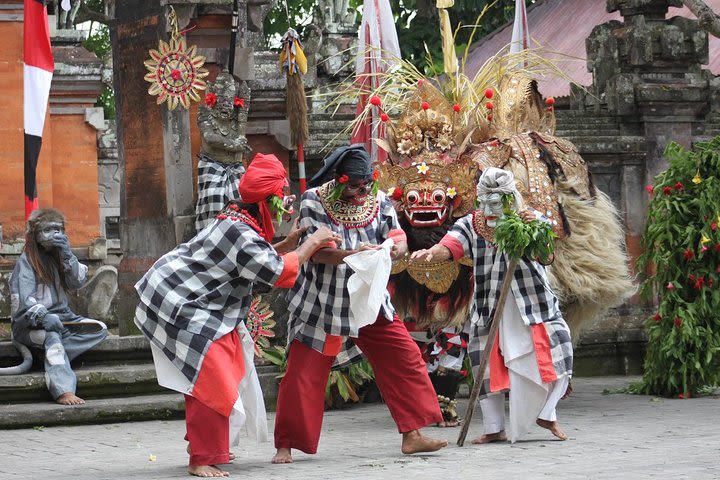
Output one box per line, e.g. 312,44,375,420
195,154,245,231
134,219,287,385
445,212,573,395
286,185,399,364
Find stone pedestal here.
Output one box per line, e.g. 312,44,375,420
586,0,718,260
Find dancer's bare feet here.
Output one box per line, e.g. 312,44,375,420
471,431,507,444
401,429,448,454
436,419,460,428
187,445,235,462
536,419,568,440
271,448,293,464
56,392,85,405
187,465,229,477
561,381,573,400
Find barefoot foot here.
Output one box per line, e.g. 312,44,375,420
470,431,507,444
271,448,293,464
401,430,448,454
186,446,235,462
56,393,85,405
187,464,229,477
536,419,568,440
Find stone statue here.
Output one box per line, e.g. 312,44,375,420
195,72,252,231
1,209,108,406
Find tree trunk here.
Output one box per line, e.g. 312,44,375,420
683,0,720,38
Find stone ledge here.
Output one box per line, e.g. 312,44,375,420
0,393,185,430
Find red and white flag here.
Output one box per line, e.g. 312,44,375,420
351,0,400,162
510,0,529,54
23,0,54,218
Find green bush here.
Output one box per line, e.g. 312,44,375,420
636,138,720,397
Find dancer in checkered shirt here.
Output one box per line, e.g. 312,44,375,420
134,153,340,478
272,145,447,464
412,167,573,445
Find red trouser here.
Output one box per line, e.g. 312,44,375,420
184,330,245,466
184,395,230,466
274,314,443,454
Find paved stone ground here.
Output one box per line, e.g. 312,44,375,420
1,376,718,480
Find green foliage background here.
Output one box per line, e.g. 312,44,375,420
636,138,720,397
80,0,115,119
264,0,535,73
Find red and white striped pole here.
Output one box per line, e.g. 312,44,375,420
297,144,306,193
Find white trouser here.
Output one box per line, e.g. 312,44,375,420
479,294,569,442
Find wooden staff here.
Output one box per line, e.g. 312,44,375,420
457,257,518,447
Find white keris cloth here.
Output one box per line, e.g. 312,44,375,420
344,238,394,332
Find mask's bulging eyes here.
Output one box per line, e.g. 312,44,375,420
406,190,420,205
432,189,446,204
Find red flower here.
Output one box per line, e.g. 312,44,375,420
545,97,555,106
645,185,654,195
712,223,717,232
674,181,684,190
487,114,493,122
421,101,430,110
674,317,683,328
652,313,662,321
453,103,461,112
205,93,217,107
380,113,389,122
716,244,720,253
372,170,380,181
391,187,403,200
702,245,709,253
338,175,349,184
234,97,244,107
688,274,696,282
546,106,554,112
485,102,494,110
170,69,181,80
217,214,227,220
677,393,685,399
666,282,675,290
662,186,672,195
418,79,426,87
683,249,695,261
694,277,705,290
370,95,382,107
484,88,494,99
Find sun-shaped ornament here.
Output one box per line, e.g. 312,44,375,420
245,295,276,356
143,8,208,110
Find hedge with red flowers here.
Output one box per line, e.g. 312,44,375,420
637,139,720,397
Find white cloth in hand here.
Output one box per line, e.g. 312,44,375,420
344,238,394,333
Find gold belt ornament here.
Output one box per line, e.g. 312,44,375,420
392,256,467,294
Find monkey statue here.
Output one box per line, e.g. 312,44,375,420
3,208,108,405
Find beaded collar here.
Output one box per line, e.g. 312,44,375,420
317,181,379,229
217,204,264,235
472,210,496,244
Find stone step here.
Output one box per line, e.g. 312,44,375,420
556,128,622,137
0,335,151,368
0,359,282,406
0,362,163,403
564,135,646,154
0,393,185,429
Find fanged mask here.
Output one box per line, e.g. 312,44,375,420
403,181,450,227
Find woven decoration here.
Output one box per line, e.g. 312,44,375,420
144,7,209,110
